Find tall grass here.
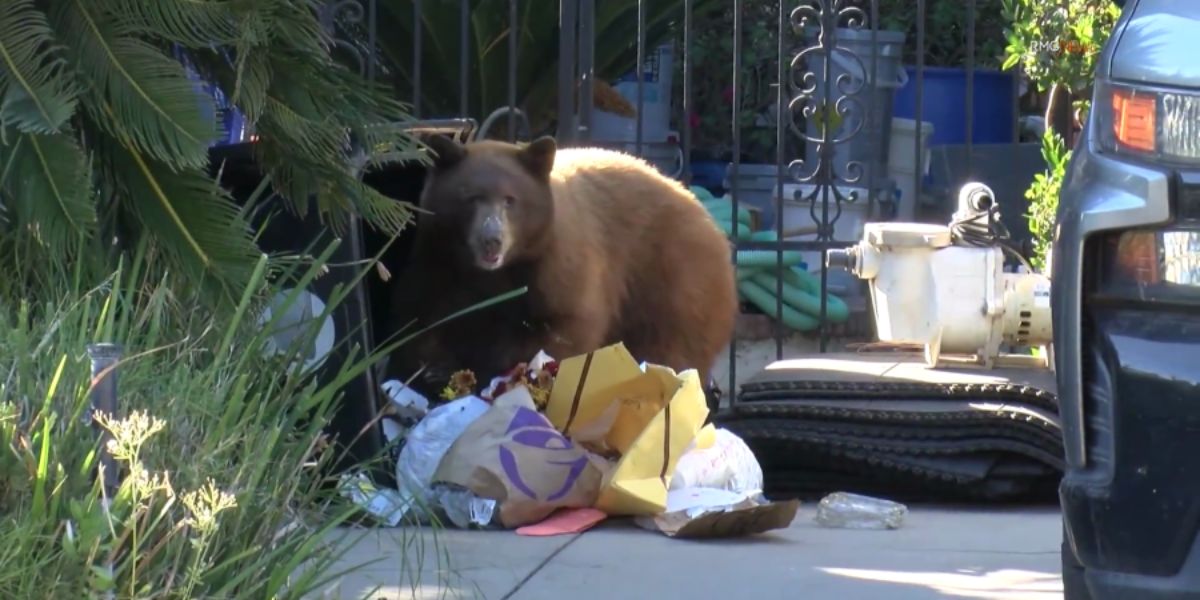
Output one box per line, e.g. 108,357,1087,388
0,230,404,598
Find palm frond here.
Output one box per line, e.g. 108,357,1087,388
354,182,415,236
100,0,243,48
230,49,271,122
1,0,423,309
260,95,351,165
0,0,79,134
251,150,321,217
0,129,96,250
58,0,218,169
106,139,260,295
264,0,336,59
314,181,355,233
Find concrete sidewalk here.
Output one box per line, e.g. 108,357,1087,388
317,505,1063,600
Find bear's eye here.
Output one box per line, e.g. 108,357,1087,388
465,194,485,204
504,196,517,207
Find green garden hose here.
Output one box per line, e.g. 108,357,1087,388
781,264,818,294
747,229,783,242
706,202,753,227
738,279,821,331
736,267,760,281
747,271,849,323
690,185,718,203
697,186,850,331
735,250,806,268
714,219,754,241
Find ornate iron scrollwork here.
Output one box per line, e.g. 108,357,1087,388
319,0,377,81
788,0,882,241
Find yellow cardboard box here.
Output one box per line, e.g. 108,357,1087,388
545,343,710,516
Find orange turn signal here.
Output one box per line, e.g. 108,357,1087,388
1112,88,1156,152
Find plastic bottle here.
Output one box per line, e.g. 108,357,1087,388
814,492,908,530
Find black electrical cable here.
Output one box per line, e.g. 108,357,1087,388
949,201,1036,272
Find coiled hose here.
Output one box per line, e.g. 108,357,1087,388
694,186,849,331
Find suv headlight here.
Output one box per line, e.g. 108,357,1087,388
1095,80,1200,163
1098,227,1200,302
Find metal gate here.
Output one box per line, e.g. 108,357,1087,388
320,0,1026,399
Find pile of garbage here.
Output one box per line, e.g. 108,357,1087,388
344,343,800,538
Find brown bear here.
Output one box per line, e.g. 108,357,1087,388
386,134,737,402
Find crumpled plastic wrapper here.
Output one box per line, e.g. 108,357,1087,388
381,379,430,421
337,473,497,529
380,379,432,462
338,473,408,527
428,484,497,529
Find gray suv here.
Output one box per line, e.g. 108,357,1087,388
1053,0,1200,598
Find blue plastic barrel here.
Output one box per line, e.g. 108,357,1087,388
174,46,251,147
892,66,1016,146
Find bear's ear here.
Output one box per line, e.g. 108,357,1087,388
518,136,557,178
424,134,466,170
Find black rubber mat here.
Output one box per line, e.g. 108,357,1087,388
715,377,1064,503
745,438,1060,502
717,415,1064,449
726,421,1063,469
740,379,1059,410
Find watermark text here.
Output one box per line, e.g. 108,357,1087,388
1031,39,1090,56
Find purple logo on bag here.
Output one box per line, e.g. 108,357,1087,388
498,407,589,501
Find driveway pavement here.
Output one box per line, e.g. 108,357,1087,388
314,504,1064,600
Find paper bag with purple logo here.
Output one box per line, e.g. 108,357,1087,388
432,386,607,529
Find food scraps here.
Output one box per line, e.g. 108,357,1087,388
441,369,478,401
484,358,559,410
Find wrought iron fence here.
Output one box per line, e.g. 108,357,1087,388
320,0,1029,400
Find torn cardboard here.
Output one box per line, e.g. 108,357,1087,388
635,488,800,539
545,343,709,516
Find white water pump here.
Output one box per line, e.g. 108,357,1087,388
826,182,1053,369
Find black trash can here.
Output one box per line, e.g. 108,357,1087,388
207,120,475,487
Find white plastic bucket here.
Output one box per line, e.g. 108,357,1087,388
590,44,674,144
774,183,873,298
799,27,907,190
887,117,936,221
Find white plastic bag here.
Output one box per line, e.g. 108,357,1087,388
669,428,764,493
396,395,491,504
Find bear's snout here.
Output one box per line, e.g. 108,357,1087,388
470,210,511,271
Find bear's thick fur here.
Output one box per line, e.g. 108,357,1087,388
387,135,737,398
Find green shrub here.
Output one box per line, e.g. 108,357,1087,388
1024,129,1069,272
0,234,390,598
1002,0,1121,271
877,0,1010,69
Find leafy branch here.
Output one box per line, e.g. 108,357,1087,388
1001,0,1121,271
